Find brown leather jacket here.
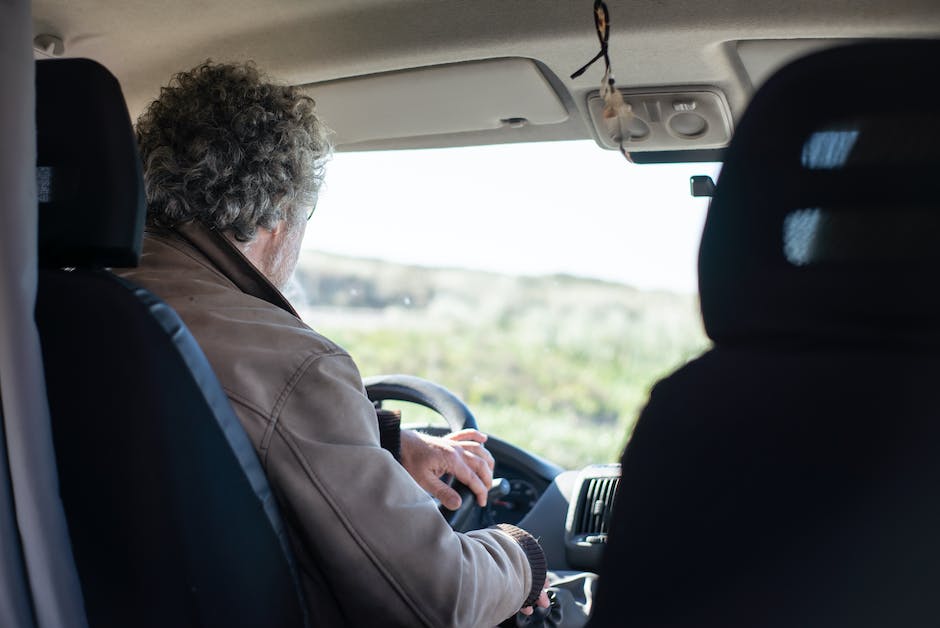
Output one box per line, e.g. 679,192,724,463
118,222,542,627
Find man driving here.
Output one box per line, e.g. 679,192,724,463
118,61,549,626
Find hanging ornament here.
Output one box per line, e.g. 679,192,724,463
571,0,634,161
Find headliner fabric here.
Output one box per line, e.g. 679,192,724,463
699,40,940,346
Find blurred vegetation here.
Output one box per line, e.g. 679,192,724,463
291,252,709,470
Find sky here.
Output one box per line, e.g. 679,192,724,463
303,140,720,294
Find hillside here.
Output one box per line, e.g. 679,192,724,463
290,252,709,469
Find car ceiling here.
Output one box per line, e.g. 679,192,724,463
31,0,940,153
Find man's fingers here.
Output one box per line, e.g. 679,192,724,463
463,449,494,491
536,589,550,609
447,429,488,443
404,431,495,508
429,477,462,511
449,454,490,507
458,440,495,470
519,577,551,616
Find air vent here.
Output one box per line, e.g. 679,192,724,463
574,476,620,538
564,464,621,571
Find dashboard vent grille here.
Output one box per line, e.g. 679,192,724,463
575,476,619,536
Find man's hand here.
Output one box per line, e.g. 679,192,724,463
399,428,495,510
519,577,551,616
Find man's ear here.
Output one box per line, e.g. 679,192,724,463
268,217,286,236
270,216,298,247
271,210,301,235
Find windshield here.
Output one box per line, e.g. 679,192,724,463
290,139,719,469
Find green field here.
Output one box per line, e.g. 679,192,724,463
292,252,709,470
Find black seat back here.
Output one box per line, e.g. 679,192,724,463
35,58,307,628
589,41,940,627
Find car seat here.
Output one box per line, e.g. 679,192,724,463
34,58,308,628
588,40,940,627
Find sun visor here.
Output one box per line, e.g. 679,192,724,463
302,58,569,148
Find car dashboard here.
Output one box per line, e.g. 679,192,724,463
416,426,620,576
482,433,619,626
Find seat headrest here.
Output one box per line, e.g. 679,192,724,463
36,58,145,269
700,40,940,346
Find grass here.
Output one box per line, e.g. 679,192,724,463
291,252,709,470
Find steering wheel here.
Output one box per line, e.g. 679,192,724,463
363,374,482,530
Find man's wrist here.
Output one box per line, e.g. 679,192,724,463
494,523,547,608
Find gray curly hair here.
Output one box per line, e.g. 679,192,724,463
136,61,332,242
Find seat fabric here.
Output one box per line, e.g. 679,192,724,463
34,58,306,627
589,40,940,627
36,272,307,627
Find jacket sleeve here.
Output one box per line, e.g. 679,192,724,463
262,350,537,627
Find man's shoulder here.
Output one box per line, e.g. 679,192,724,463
153,268,350,374
171,288,356,420
118,231,357,417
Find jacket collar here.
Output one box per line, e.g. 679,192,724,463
171,220,301,318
